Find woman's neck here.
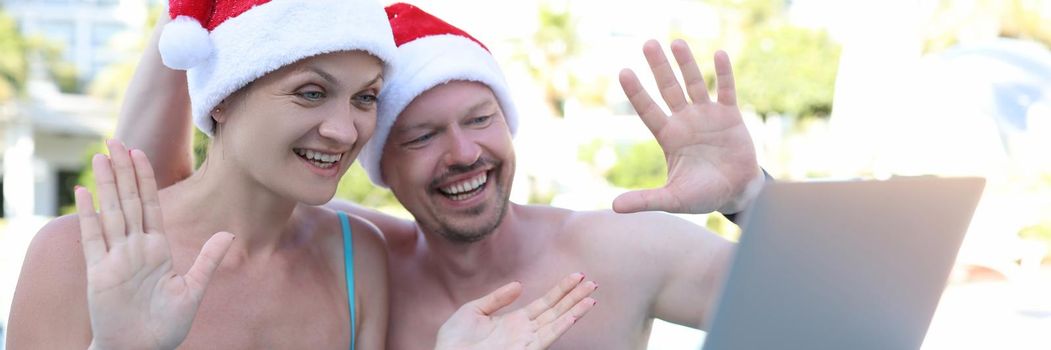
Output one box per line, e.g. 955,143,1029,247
160,156,302,259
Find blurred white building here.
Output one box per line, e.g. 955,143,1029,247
1,2,138,337
0,0,145,219
1,64,114,219
1,0,152,84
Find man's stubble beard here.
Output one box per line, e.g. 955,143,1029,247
430,181,511,244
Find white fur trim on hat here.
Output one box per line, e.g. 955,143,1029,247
359,34,519,187
186,0,396,137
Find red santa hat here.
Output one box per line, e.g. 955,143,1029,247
158,0,397,136
359,2,520,187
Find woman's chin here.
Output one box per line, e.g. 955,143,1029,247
296,188,339,206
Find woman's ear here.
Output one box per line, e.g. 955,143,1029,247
210,101,228,124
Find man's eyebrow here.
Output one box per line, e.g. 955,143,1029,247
395,121,441,134
466,99,496,115
393,93,496,133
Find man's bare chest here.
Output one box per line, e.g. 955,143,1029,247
385,254,654,350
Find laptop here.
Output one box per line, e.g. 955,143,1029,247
702,176,985,350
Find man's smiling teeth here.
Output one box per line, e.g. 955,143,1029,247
440,172,487,196
295,148,342,168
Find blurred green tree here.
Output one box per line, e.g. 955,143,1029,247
700,0,841,120
1000,0,1051,48
923,0,1051,53
89,6,162,102
735,25,841,119
525,2,580,117
68,6,163,213
334,163,405,213
1,10,81,95
66,141,108,214
605,141,667,190
0,11,27,101
26,36,80,93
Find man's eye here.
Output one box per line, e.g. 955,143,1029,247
469,115,492,125
408,133,434,145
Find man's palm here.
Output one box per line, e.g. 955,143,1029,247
614,40,761,215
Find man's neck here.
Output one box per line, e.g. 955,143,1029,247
418,203,545,299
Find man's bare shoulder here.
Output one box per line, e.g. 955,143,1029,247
561,208,701,238
552,207,725,263
511,204,703,239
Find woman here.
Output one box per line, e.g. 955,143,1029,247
7,0,595,349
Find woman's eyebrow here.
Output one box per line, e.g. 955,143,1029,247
358,73,384,89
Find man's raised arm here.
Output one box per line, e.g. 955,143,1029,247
115,16,195,188
614,39,764,328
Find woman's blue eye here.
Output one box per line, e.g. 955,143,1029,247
355,93,378,105
469,115,492,125
300,91,325,101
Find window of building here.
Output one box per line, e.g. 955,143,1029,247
1,177,5,218
56,169,79,215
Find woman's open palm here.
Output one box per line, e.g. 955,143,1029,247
76,140,233,350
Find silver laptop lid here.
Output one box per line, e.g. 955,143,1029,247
703,177,985,350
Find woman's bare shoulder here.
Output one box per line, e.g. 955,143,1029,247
296,205,387,259
20,214,88,277
7,214,92,348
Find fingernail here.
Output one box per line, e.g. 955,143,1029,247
570,316,577,324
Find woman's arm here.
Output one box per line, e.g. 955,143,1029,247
114,15,195,188
10,141,234,350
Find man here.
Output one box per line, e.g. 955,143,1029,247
120,3,764,349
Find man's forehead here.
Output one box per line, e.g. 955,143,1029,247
394,82,499,129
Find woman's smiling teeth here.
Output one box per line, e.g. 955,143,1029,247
295,148,342,169
438,172,488,201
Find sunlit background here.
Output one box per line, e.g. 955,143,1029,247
1,0,1049,348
